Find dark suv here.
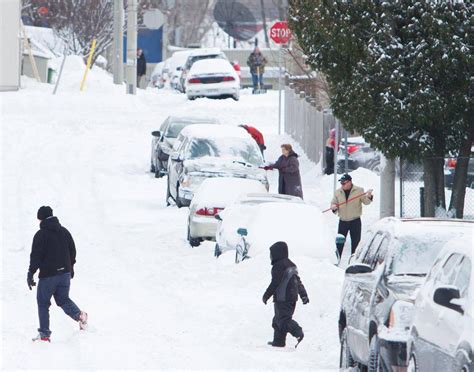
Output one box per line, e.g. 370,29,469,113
339,218,473,371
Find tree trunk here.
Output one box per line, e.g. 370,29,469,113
423,157,446,217
449,128,474,218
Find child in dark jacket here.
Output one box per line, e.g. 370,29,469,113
262,241,309,348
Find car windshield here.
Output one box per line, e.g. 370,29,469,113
165,121,216,138
388,228,470,276
186,138,263,166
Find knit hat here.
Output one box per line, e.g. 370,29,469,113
37,206,53,220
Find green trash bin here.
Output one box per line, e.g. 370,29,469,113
47,68,55,84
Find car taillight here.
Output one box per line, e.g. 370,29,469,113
188,78,201,84
222,76,235,82
347,145,361,154
196,207,223,216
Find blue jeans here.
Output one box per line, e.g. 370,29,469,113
251,73,263,90
37,272,81,337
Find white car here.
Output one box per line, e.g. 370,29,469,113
408,235,474,372
150,61,165,88
167,124,268,207
187,178,267,247
214,193,304,257
185,59,240,101
163,50,193,90
218,201,334,261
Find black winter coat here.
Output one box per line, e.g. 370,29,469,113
263,242,308,303
272,151,303,198
28,217,76,279
137,53,147,76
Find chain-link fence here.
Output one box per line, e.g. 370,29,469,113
400,157,474,219
284,79,335,169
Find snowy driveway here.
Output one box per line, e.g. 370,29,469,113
1,59,359,370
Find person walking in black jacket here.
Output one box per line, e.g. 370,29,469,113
262,241,309,348
137,48,147,89
28,206,87,342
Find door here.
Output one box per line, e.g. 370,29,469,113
347,232,385,362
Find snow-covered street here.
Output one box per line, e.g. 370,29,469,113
1,58,382,370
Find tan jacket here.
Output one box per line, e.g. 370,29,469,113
331,184,372,221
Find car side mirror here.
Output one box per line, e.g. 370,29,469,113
433,286,464,314
177,66,182,71
237,228,248,236
345,263,373,275
215,214,222,221
170,152,182,162
152,130,161,137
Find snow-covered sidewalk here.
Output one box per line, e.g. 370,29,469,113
1,57,380,370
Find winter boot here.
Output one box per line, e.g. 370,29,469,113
32,334,50,342
295,333,304,348
78,311,88,330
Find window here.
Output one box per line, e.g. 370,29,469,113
454,257,471,297
433,254,462,287
355,231,374,261
362,233,384,267
374,237,389,268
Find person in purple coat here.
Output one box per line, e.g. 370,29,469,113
264,144,303,199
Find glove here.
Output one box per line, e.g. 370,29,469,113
27,272,36,290
263,166,273,171
262,295,268,305
301,296,309,305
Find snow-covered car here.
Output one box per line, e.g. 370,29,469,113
166,124,268,208
339,218,473,372
180,48,228,93
214,193,304,257
187,178,267,247
163,50,193,90
185,59,240,101
150,116,219,178
407,236,474,372
218,201,334,261
150,61,165,88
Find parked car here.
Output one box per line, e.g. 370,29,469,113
339,218,473,372
150,116,219,178
166,124,268,207
179,48,228,92
150,61,165,88
185,59,240,101
163,50,193,90
219,201,334,261
407,236,474,372
187,178,267,247
214,193,303,257
444,156,474,189
337,136,381,174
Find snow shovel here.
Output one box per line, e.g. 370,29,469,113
253,66,267,94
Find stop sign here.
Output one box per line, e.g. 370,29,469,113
269,21,291,44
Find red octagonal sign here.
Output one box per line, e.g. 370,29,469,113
269,21,291,44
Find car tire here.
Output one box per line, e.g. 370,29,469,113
407,353,419,372
166,180,171,206
232,94,239,101
368,335,382,372
187,224,200,247
339,328,356,369
150,163,155,173
214,244,221,258
176,184,183,208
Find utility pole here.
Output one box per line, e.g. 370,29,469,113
113,0,124,84
125,0,137,95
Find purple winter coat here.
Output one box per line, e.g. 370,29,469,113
272,151,303,198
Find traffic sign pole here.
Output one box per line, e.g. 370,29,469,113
278,44,282,135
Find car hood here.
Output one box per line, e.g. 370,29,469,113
386,275,425,302
184,158,266,179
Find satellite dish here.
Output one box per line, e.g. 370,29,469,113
213,0,263,41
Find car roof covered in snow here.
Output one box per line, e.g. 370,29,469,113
370,217,473,236
188,47,223,57
191,177,267,208
189,59,235,76
236,193,304,204
437,236,473,259
179,124,249,140
168,116,219,124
